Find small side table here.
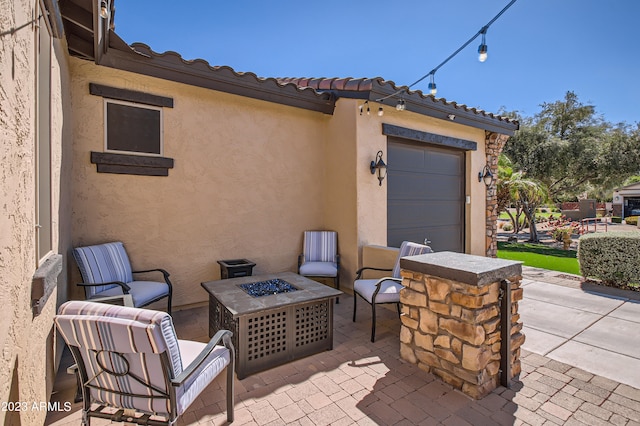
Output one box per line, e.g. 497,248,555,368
217,259,256,279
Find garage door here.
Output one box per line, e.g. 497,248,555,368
387,137,465,252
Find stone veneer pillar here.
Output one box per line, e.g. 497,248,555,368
485,132,510,258
398,251,524,399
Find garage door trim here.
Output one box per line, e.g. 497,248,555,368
382,123,477,151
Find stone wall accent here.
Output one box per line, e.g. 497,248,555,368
485,132,510,257
399,252,523,399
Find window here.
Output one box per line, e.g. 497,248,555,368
89,84,174,176
36,2,53,264
104,99,163,156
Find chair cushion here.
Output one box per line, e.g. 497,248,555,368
392,241,433,278
73,242,134,298
303,231,337,263
90,280,170,308
176,339,231,415
354,278,404,304
299,261,338,277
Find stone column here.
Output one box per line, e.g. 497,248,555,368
485,132,510,257
399,251,524,399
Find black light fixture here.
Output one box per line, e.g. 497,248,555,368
478,164,494,186
370,150,388,186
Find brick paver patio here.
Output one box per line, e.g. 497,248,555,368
46,290,640,425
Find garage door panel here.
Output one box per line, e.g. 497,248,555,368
387,226,462,251
426,151,464,175
388,201,462,227
387,138,465,253
388,173,463,201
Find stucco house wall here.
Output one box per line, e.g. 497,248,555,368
0,1,72,424
69,58,329,307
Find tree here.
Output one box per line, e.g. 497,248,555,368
497,154,548,242
503,92,640,201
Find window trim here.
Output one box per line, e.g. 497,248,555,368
103,98,164,157
36,0,54,267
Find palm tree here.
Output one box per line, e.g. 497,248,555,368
497,155,549,242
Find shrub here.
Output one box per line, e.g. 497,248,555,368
611,217,622,224
578,232,640,287
626,216,639,226
502,223,513,232
540,208,548,213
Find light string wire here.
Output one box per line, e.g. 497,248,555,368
375,0,519,103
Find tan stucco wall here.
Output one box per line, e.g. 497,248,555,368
69,59,329,307
0,1,72,424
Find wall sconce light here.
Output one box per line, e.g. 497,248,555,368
478,164,494,186
370,150,388,186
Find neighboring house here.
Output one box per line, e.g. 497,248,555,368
0,0,517,422
613,182,640,218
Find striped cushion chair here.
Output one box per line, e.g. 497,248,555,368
353,241,433,342
297,231,340,300
73,242,173,315
54,300,234,426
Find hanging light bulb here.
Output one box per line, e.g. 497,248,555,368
478,44,488,62
428,74,437,96
366,101,370,115
100,0,109,19
359,104,364,116
396,99,406,111
378,106,384,116
478,27,488,62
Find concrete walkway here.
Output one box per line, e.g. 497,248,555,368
520,266,640,390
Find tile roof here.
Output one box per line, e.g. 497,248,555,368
59,0,518,133
278,77,519,130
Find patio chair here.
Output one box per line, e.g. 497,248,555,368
298,230,340,301
73,241,173,315
54,300,235,425
353,241,433,342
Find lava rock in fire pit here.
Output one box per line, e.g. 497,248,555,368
239,279,298,297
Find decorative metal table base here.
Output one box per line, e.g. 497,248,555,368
202,272,341,379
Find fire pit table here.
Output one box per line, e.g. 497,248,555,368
201,272,342,379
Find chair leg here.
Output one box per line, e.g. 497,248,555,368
371,302,377,343
335,275,340,304
396,303,401,317
352,292,357,322
167,292,172,316
226,352,235,423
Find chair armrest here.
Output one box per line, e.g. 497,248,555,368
77,281,131,293
133,268,173,289
355,266,393,280
373,277,402,287
171,330,234,386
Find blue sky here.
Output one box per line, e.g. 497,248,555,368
114,0,639,125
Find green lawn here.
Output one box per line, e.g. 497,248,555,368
497,242,580,275
498,212,562,221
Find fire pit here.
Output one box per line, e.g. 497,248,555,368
239,279,298,297
201,272,341,379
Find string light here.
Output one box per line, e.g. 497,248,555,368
396,99,406,111
428,75,437,96
478,27,488,62
100,0,109,19
378,106,384,116
375,0,518,105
